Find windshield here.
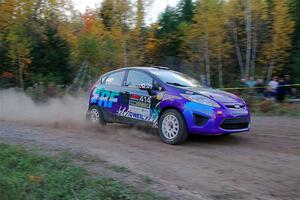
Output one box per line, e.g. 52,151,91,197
151,70,202,87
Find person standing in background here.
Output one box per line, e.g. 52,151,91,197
284,74,296,98
239,78,247,95
246,77,256,88
267,76,278,99
277,77,286,102
246,77,256,94
255,78,265,98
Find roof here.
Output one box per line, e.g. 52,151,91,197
121,66,170,71
101,66,171,77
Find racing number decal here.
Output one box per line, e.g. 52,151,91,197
129,94,151,108
139,96,151,104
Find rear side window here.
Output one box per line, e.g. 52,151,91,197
104,71,125,86
100,75,108,84
126,70,153,88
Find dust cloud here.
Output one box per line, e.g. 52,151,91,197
0,89,156,139
0,89,88,125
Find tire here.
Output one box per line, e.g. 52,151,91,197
86,105,106,125
158,109,188,145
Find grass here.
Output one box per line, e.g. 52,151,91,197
242,96,300,117
0,143,165,200
252,101,300,117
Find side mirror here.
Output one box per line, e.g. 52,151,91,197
137,83,153,91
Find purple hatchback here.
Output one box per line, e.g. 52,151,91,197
87,67,250,145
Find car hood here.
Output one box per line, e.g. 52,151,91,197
185,87,244,104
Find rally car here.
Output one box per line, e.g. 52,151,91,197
86,67,250,145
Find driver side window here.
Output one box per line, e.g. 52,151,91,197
126,70,153,88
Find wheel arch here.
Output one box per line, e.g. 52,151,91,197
158,106,187,127
89,102,99,109
87,104,106,125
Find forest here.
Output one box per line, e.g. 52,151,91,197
0,0,300,89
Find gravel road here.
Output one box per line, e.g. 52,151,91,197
0,116,299,200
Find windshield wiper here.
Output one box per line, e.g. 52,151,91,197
166,82,188,87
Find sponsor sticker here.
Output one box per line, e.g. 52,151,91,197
128,106,150,117
117,106,158,123
91,88,119,108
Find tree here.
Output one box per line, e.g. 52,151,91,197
29,25,72,85
7,23,31,89
177,0,196,23
250,0,268,77
186,0,229,87
289,0,300,83
226,0,245,79
127,0,146,66
244,0,252,79
226,0,269,80
100,0,115,30
145,23,159,65
0,0,14,39
263,0,294,80
156,6,182,67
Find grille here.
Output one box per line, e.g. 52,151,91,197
220,118,249,130
193,114,208,126
225,104,245,109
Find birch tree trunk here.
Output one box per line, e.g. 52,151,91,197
17,48,24,90
231,21,245,79
204,22,211,87
123,40,128,66
244,0,252,80
250,30,257,77
217,54,223,88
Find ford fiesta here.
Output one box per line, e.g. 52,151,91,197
87,67,250,145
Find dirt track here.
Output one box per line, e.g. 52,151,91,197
0,116,300,200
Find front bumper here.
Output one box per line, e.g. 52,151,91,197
183,102,250,135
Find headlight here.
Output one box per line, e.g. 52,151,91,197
181,94,221,108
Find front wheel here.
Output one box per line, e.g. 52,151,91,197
86,105,106,125
158,109,188,145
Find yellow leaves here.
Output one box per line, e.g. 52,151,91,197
90,20,105,37
6,22,31,70
146,24,158,51
146,38,156,51
48,0,57,5
144,23,159,64
114,0,132,27
135,0,145,31
58,23,78,48
252,0,268,21
24,58,31,65
263,0,294,64
186,0,229,59
28,175,43,183
0,0,15,33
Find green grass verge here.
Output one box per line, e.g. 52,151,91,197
0,143,165,200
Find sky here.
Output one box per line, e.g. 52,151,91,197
72,0,180,24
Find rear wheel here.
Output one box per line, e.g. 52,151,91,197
158,109,188,145
86,105,106,125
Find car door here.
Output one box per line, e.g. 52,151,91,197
118,70,159,125
92,70,125,121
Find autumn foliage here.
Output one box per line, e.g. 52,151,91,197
0,0,299,89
